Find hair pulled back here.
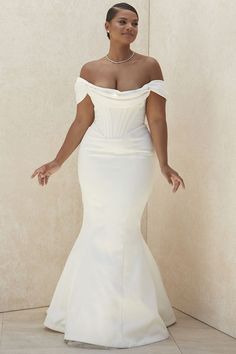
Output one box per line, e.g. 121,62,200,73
105,2,139,39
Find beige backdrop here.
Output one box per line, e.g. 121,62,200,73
147,0,236,339
0,0,235,339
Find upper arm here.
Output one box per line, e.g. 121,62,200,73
74,63,94,127
145,57,166,125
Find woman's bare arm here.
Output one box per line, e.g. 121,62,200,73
54,63,95,166
54,94,94,166
31,95,94,185
31,65,94,185
145,57,185,192
146,58,168,168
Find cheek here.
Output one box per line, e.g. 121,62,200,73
114,24,123,31
112,21,124,31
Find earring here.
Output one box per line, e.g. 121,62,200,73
107,30,109,33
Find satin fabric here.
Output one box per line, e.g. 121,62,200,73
43,76,176,348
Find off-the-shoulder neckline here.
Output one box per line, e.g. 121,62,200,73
76,76,164,93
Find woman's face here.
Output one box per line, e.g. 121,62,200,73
105,9,139,43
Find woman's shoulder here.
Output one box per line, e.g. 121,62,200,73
79,53,163,81
80,53,160,68
148,56,164,80
79,59,101,82
134,52,159,63
135,53,164,80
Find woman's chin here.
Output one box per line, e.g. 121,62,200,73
121,35,135,43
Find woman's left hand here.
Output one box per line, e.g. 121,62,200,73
160,164,185,193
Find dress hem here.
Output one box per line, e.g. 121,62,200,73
44,317,176,349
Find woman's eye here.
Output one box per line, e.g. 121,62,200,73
118,20,138,26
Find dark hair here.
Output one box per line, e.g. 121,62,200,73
105,2,139,39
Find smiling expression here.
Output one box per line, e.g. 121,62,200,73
105,9,139,43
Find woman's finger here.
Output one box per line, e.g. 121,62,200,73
38,172,44,186
172,173,185,189
177,176,185,189
173,180,180,192
31,167,44,179
31,169,39,178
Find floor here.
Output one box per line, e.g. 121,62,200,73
0,307,235,354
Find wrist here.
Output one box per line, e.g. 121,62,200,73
54,157,63,167
160,162,169,170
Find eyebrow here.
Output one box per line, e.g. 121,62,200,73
118,17,138,21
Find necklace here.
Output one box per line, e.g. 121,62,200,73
105,51,135,64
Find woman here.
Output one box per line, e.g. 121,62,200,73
31,2,185,349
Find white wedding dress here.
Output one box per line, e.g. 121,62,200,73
43,76,176,348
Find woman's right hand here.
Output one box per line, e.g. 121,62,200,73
31,159,61,186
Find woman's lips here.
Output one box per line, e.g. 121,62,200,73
122,33,133,37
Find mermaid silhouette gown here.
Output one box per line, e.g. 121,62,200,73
43,76,176,348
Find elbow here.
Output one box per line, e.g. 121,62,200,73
148,115,166,126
